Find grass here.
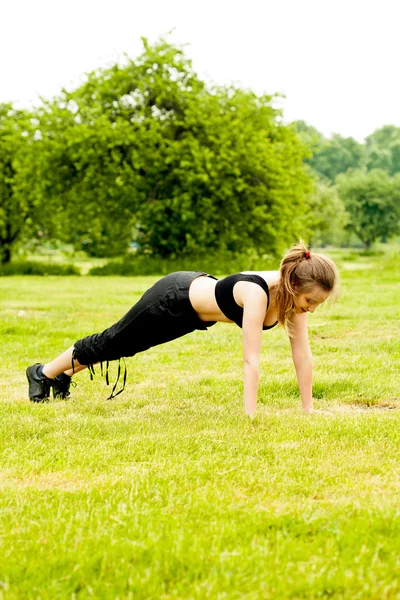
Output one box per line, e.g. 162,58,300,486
0,248,399,599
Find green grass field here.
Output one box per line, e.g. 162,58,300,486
1,249,399,599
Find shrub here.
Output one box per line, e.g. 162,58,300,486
89,252,278,276
0,261,80,276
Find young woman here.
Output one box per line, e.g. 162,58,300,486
26,241,338,415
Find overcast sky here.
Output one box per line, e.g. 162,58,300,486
1,0,399,141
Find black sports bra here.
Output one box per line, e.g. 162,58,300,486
214,273,278,330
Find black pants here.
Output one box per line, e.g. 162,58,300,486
73,271,217,366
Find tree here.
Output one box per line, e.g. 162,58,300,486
307,181,348,246
366,125,400,176
291,122,367,183
335,169,400,249
131,86,312,257
309,134,366,182
0,104,33,264
291,120,324,155
31,38,312,258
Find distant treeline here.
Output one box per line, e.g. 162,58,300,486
1,37,399,265
293,121,400,248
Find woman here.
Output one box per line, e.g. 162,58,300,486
26,241,338,415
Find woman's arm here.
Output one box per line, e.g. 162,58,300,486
289,313,314,412
240,286,268,417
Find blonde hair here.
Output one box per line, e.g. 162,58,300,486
275,240,339,332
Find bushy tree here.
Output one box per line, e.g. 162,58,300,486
31,38,312,258
336,169,400,249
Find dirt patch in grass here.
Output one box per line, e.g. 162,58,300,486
353,404,399,411
342,399,400,411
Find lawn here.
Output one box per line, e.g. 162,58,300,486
0,248,399,599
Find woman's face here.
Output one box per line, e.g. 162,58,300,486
294,285,330,314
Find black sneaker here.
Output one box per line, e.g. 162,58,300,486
26,363,52,403
52,372,73,399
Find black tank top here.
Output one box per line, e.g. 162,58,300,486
214,273,278,330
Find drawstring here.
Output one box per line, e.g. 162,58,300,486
73,348,127,400
100,361,109,383
106,358,127,400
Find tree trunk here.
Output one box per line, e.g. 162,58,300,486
363,239,372,250
0,244,12,264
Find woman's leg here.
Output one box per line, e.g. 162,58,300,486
46,271,213,378
28,272,215,402
42,346,88,379
27,347,92,402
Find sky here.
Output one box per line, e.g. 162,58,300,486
1,0,399,141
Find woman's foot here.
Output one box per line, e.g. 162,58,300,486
26,363,52,402
52,373,73,399
26,364,73,401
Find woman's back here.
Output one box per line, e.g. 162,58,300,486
189,272,280,326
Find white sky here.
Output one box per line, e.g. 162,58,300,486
1,0,399,141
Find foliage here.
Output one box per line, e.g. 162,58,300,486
309,134,365,182
306,181,349,246
88,250,278,276
294,121,400,182
292,122,400,248
336,169,400,248
365,125,400,176
3,45,399,263
292,122,366,182
0,104,35,264
30,38,312,258
0,261,80,276
291,120,324,156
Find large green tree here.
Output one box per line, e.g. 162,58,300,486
335,169,400,249
32,38,312,258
